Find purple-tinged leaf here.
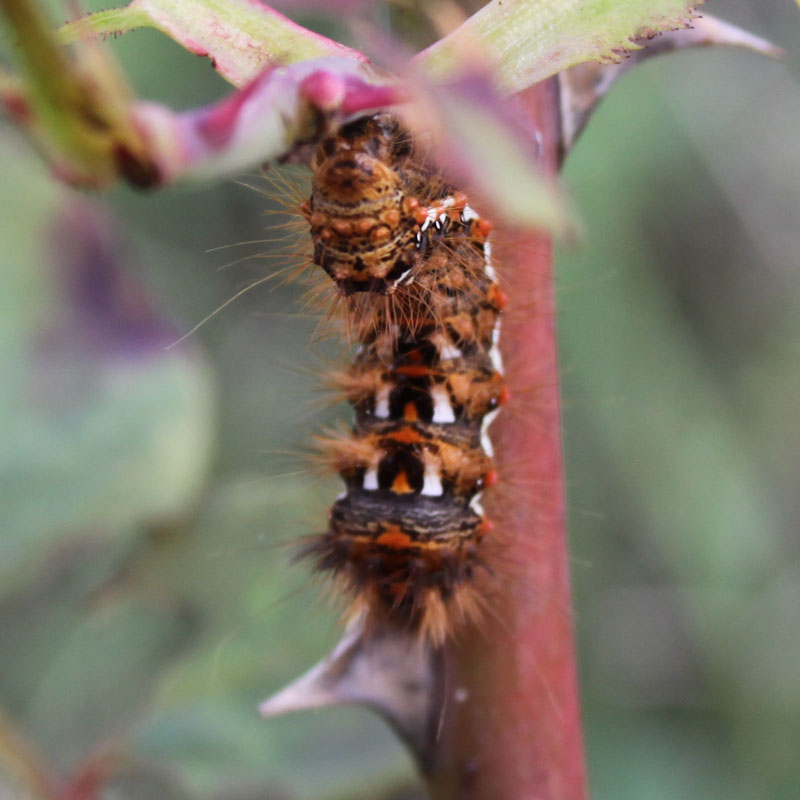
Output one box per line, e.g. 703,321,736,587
132,58,406,183
59,0,368,87
0,143,215,580
127,55,570,234
415,0,705,95
50,207,179,356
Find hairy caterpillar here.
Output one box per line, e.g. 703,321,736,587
296,114,508,643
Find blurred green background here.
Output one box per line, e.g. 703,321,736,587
1,1,799,797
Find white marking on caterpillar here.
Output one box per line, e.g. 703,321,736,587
483,240,498,281
430,333,462,361
489,322,503,373
363,467,379,491
440,343,462,360
469,493,485,515
420,208,437,232
374,384,391,419
480,408,500,458
421,464,444,497
394,267,414,285
431,386,457,424
461,205,479,223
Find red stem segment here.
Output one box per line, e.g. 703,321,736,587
425,79,586,800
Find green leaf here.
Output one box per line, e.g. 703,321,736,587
416,0,703,94
1,596,197,771
59,0,368,87
0,0,158,186
432,87,574,233
129,478,415,799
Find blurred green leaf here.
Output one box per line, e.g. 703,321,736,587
416,0,702,93
0,705,53,799
105,759,197,800
125,478,416,799
558,88,784,590
559,53,800,797
431,86,574,233
59,0,368,87
0,134,216,593
0,0,158,186
3,599,197,771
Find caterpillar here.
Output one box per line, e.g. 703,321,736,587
298,114,508,643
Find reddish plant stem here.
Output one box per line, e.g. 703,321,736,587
425,79,586,800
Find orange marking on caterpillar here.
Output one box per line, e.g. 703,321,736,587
370,225,391,242
391,471,414,494
414,207,429,225
488,283,508,310
384,427,424,445
383,209,401,226
452,192,468,211
475,218,493,240
376,529,413,549
394,364,431,377
355,218,373,235
403,402,420,421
